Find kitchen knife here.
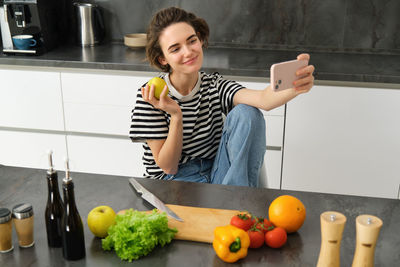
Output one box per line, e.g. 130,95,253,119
129,178,184,222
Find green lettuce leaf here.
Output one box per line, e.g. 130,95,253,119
102,209,177,261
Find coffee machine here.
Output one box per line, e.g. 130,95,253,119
0,0,67,55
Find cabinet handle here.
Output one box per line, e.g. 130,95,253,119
397,184,400,199
266,146,281,151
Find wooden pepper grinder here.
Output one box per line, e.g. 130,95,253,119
352,214,383,267
317,211,347,267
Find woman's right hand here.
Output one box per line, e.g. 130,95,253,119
141,84,181,116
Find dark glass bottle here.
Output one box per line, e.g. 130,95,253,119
44,151,64,247
61,159,86,260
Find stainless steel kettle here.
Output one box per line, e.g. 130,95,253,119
74,3,105,47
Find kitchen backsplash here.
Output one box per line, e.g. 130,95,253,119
85,0,399,53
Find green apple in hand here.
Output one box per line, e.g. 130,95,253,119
87,205,116,238
147,77,169,99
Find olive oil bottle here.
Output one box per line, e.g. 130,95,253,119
44,151,64,247
61,159,86,260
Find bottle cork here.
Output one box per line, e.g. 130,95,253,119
352,214,383,267
317,211,347,267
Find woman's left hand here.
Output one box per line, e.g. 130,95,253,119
293,53,315,94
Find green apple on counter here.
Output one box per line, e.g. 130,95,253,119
87,205,116,238
147,77,169,99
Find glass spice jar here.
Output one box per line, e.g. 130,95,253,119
0,207,13,253
12,203,35,248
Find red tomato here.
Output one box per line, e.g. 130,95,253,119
254,221,265,232
263,218,274,231
248,229,265,248
265,227,287,248
230,213,253,231
253,217,273,233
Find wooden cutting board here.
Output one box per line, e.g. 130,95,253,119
118,204,241,243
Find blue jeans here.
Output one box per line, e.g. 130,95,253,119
164,104,266,187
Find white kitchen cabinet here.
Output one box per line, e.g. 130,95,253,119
282,85,400,199
0,68,67,169
0,69,65,130
259,150,282,189
0,130,67,170
264,116,285,147
66,135,145,177
259,115,284,189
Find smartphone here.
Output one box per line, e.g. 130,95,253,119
270,59,308,91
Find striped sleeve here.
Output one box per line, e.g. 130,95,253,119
213,73,245,115
129,87,169,142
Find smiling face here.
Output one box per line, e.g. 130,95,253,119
158,22,204,75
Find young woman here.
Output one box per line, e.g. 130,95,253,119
130,7,315,186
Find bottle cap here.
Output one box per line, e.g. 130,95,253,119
47,150,56,175
0,208,12,224
12,203,33,220
63,158,72,183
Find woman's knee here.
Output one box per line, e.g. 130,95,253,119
228,104,265,131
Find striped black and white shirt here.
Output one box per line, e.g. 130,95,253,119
129,72,244,179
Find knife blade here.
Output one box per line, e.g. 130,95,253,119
129,178,184,222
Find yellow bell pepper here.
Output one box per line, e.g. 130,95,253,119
213,224,250,263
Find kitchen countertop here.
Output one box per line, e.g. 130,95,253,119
0,165,399,266
1,43,400,86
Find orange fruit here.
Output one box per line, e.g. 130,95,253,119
268,195,306,233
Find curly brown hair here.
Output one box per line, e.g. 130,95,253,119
146,7,209,72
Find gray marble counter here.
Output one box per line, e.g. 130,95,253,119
0,165,399,266
1,43,399,85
